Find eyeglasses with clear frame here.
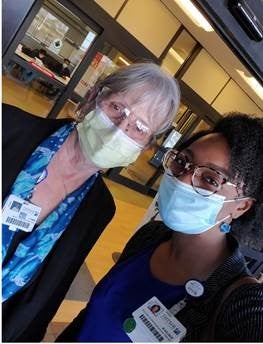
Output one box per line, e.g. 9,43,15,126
163,149,240,197
96,87,151,143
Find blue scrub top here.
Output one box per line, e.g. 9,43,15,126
77,240,186,342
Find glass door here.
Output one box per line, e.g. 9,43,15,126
161,29,197,75
2,0,98,117
57,41,132,119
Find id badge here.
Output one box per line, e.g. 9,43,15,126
2,195,41,232
124,296,186,342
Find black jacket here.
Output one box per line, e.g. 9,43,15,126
2,104,116,342
57,221,263,342
59,66,70,78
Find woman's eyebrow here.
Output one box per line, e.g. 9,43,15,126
184,148,194,160
206,163,230,178
184,148,230,177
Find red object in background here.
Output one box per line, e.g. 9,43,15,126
91,52,103,69
29,61,55,78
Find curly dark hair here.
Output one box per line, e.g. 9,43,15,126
213,113,263,242
179,112,263,243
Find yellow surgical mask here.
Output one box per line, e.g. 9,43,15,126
77,107,143,168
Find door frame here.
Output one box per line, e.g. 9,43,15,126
3,0,158,119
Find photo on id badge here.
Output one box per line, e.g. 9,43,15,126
148,304,161,316
10,201,22,212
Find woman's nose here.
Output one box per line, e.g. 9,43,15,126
177,169,193,185
118,116,130,133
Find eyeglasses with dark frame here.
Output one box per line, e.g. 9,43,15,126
162,149,240,197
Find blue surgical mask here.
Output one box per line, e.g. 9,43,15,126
158,173,230,234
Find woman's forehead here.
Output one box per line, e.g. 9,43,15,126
188,133,230,169
190,133,228,148
108,87,151,106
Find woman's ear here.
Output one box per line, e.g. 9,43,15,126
232,198,255,219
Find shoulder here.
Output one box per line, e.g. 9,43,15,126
2,103,71,125
64,68,70,76
2,104,72,139
3,103,43,124
215,283,263,341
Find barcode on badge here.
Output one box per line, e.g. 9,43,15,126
6,217,30,229
139,314,164,342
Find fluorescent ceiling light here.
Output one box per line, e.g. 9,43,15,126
168,48,184,64
118,56,130,66
174,0,214,32
237,69,263,100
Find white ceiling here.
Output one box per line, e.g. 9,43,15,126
161,0,263,111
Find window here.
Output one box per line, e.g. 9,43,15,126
27,8,69,48
161,30,197,76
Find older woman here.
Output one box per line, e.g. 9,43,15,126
57,113,263,342
2,62,180,342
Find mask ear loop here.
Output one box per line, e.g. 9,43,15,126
218,198,244,233
208,214,232,233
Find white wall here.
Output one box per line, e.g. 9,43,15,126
95,0,126,17
182,49,230,104
212,80,263,117
117,0,181,57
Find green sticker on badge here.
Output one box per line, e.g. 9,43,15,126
123,317,136,333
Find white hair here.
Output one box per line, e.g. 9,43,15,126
99,63,181,136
